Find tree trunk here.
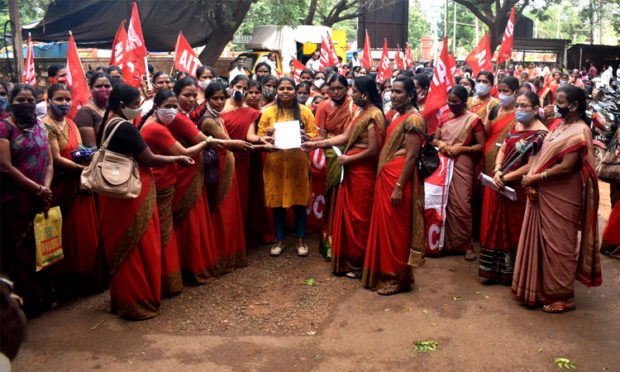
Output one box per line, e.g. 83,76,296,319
304,0,318,25
197,0,254,66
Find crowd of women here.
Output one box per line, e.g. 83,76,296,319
0,56,605,320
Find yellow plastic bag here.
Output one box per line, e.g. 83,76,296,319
33,206,64,271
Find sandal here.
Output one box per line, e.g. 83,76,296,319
542,301,576,313
377,285,410,296
464,249,477,261
345,270,362,279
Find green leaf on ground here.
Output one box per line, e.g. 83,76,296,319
422,309,428,314
90,319,105,330
312,354,323,361
401,308,413,313
484,295,490,300
300,278,316,286
412,340,438,353
554,358,576,369
452,296,461,301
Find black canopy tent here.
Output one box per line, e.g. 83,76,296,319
23,0,235,51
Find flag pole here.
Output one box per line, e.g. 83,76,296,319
144,56,152,91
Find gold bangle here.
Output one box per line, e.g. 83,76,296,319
395,182,403,188
541,171,547,181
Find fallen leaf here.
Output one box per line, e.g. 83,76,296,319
422,309,428,314
306,330,317,336
538,347,543,353
475,291,481,294
452,296,461,301
484,295,490,300
431,322,437,327
384,308,391,312
554,357,576,369
312,354,323,361
412,340,438,353
401,308,413,313
468,325,473,328
300,278,316,286
90,319,106,331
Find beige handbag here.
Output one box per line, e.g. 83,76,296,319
80,118,142,198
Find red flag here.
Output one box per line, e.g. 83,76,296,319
376,39,392,83
326,32,339,67
122,2,147,87
23,34,35,85
422,38,452,134
319,37,331,69
362,30,373,69
465,33,493,76
448,53,457,81
66,32,91,119
109,21,127,69
292,58,306,83
404,42,414,67
495,7,515,66
394,46,405,70
174,31,202,77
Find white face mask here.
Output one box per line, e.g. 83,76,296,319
475,83,491,96
157,107,178,124
198,79,211,91
122,105,142,120
314,78,325,89
35,101,47,119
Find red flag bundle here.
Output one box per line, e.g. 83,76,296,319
122,2,148,87
326,33,340,67
319,37,331,69
404,42,414,68
495,7,515,66
66,32,91,119
448,53,457,81
376,39,392,83
291,58,306,83
174,31,202,77
23,34,36,85
362,30,373,69
465,33,493,76
422,38,452,134
394,47,405,70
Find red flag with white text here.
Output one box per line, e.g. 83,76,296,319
23,34,35,85
66,32,91,119
376,39,392,83
422,38,452,134
292,58,306,83
465,33,493,76
495,7,515,66
424,153,454,256
174,31,202,77
404,42,414,67
122,2,147,87
319,38,331,69
394,47,405,70
362,30,373,69
448,53,457,81
109,21,127,69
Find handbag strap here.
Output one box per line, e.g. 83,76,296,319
100,117,126,151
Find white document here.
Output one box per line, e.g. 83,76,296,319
480,173,517,201
274,121,301,150
332,146,345,183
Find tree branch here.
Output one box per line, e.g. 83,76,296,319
304,0,318,25
453,0,492,25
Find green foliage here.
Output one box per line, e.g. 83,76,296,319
0,0,51,28
554,358,577,369
408,0,430,54
438,2,476,55
411,340,438,353
299,278,316,286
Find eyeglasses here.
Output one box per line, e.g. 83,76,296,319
514,103,534,109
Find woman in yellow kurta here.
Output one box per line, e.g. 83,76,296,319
257,76,318,256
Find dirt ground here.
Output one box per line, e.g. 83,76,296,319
11,183,620,371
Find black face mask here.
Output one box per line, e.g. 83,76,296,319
232,90,245,102
554,104,571,118
11,103,38,129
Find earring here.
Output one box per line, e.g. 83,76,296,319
358,96,366,107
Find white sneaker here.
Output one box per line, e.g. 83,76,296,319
297,244,309,257
270,245,283,256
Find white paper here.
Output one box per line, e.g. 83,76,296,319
274,121,301,150
480,173,518,201
332,146,344,184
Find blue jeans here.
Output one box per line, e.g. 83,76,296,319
273,205,307,241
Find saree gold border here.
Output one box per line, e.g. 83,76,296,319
173,154,204,226
344,108,386,154
111,298,159,320
162,270,183,296
156,186,175,248
107,176,156,275
332,253,365,274
361,266,414,291
208,151,235,210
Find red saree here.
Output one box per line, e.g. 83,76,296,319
602,201,620,258
436,111,483,254
200,116,247,273
362,111,426,290
331,107,385,274
512,122,601,307
479,127,547,283
221,106,260,221
100,166,161,320
47,118,103,293
140,121,183,296
167,113,218,284
479,110,516,245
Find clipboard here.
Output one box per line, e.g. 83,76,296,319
480,173,517,201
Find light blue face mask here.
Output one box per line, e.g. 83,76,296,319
499,93,516,107
0,96,7,111
515,110,535,123
475,83,491,96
